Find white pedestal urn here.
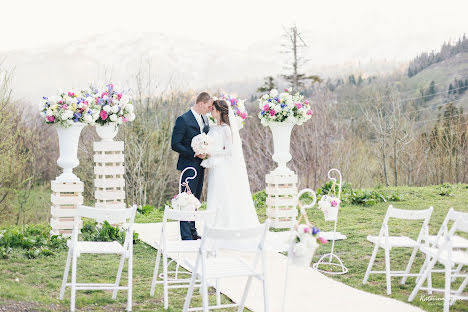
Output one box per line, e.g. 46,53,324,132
268,121,295,175
55,122,86,182
95,122,119,142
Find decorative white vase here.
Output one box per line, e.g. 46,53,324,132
268,121,295,175
323,206,339,221
291,246,317,267
96,122,119,141
55,123,86,182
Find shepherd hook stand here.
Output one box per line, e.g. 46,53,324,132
312,168,348,275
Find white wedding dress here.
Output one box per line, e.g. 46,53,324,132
201,109,259,229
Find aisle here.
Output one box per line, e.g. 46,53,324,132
135,222,423,312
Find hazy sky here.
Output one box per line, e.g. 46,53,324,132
1,0,467,63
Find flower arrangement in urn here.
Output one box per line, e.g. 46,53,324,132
40,89,100,127
171,192,201,211
90,84,135,126
258,88,313,126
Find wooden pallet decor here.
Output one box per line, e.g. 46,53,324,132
265,172,298,229
50,180,84,236
93,141,126,210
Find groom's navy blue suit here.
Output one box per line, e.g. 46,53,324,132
171,110,209,240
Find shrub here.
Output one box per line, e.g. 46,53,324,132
80,219,139,244
137,205,155,215
0,224,67,259
439,183,453,196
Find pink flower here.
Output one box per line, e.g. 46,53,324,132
100,110,108,120
117,93,122,100
67,92,75,97
101,92,109,97
304,100,309,105
295,103,302,109
331,200,338,207
318,237,328,244
269,110,276,116
263,104,269,111
284,88,289,92
46,115,55,122
303,227,310,233
307,110,313,115
230,98,237,105
62,104,68,109
122,116,128,123
173,194,178,199
241,112,247,119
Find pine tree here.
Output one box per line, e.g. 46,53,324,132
257,76,277,93
448,83,454,95
348,74,356,85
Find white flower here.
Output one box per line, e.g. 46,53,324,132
262,94,269,100
171,192,201,211
120,95,130,105
117,117,123,125
111,105,119,113
67,119,74,125
124,104,134,113
297,224,307,238
260,118,268,126
46,109,53,117
237,99,246,110
128,112,136,121
270,89,278,97
86,96,95,104
109,114,118,122
83,114,93,124
103,105,111,112
92,113,99,121
286,99,293,106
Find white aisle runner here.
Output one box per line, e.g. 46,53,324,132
135,222,423,312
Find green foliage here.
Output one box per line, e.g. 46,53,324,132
137,205,155,215
80,219,139,244
0,224,67,259
439,183,453,196
252,190,267,210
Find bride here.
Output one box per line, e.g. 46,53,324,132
201,99,259,228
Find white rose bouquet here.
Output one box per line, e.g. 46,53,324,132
191,133,213,156
257,88,313,126
171,192,201,211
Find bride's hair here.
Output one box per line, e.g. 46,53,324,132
213,100,230,126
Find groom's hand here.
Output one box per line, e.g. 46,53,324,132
196,153,207,159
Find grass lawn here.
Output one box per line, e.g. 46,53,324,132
1,184,468,311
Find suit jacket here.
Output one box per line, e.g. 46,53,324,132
171,110,209,171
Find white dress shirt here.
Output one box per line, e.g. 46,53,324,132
191,107,206,133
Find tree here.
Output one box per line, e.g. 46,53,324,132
348,74,356,85
281,25,321,90
257,76,277,93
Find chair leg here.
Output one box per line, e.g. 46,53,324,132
216,279,221,306
363,245,378,284
451,264,463,282
384,247,391,295
150,249,162,296
401,247,418,285
427,267,433,295
60,248,72,300
444,264,451,312
127,253,133,311
238,276,254,312
70,252,78,312
409,255,438,302
416,255,429,284
163,252,169,310
451,275,468,306
112,254,126,300
183,271,197,312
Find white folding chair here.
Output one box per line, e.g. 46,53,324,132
150,206,215,310
363,205,433,295
425,208,468,285
59,204,137,312
409,215,468,311
183,220,271,312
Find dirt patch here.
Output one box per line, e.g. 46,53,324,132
0,300,63,312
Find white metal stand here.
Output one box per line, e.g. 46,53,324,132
312,168,348,275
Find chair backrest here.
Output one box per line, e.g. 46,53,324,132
163,206,214,223
77,205,137,224
200,220,271,252
435,214,468,252
436,208,468,237
378,205,433,245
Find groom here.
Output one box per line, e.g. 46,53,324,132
171,92,213,240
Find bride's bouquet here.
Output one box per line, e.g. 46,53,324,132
257,88,313,126
171,192,201,211
191,133,213,156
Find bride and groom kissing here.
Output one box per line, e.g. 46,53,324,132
171,92,259,241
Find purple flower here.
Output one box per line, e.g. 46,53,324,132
312,227,320,235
